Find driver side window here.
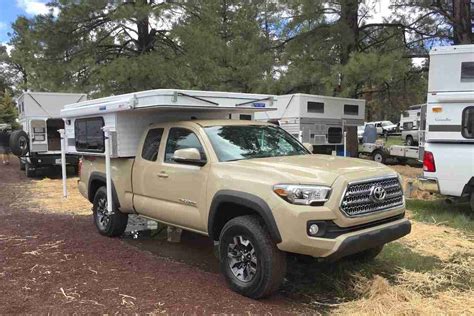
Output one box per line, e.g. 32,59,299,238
164,128,206,163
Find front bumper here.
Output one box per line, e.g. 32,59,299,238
325,219,411,261
418,177,440,193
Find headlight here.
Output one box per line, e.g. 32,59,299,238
273,184,331,205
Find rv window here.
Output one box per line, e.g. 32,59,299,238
307,102,324,113
462,107,474,139
344,104,359,115
164,128,205,163
461,62,474,82
327,127,342,144
403,122,414,130
402,112,409,118
141,128,164,161
74,117,105,153
240,114,252,120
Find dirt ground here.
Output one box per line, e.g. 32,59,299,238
1,160,473,314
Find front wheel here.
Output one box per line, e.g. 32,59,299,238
92,186,128,237
218,215,286,299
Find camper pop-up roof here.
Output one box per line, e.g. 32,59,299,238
60,89,276,158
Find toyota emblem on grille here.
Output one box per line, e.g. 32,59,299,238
370,185,386,202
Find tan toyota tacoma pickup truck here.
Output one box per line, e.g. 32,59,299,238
78,120,410,298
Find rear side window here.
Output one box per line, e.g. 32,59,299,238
462,107,474,139
141,128,164,161
344,104,359,115
307,101,324,113
75,117,104,152
164,128,205,163
461,62,474,82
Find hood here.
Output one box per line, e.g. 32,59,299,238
229,154,393,186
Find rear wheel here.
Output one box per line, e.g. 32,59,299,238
219,215,286,299
372,149,386,164
92,186,128,237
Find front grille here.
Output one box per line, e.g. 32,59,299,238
340,177,404,217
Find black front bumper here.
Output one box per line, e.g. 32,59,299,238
325,219,411,261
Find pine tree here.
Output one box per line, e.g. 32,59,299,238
0,90,19,128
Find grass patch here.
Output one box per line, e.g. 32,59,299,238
379,136,404,147
407,199,474,233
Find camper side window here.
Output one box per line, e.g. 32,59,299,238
344,104,359,115
461,62,474,82
74,117,105,153
141,128,164,161
307,102,324,113
462,107,474,139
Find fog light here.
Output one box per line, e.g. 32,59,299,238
308,224,319,236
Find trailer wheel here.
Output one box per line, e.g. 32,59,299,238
372,149,386,164
9,130,29,157
405,135,414,146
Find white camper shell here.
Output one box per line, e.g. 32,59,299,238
17,92,87,154
60,89,276,158
255,93,365,156
419,44,474,209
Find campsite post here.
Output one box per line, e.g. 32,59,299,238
103,126,115,215
59,128,67,198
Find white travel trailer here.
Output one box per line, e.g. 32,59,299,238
11,92,87,177
419,45,474,211
254,94,365,157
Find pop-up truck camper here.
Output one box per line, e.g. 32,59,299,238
419,44,474,211
57,88,409,299
254,94,365,157
10,92,87,177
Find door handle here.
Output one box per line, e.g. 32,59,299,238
157,171,169,178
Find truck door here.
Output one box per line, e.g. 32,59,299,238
132,126,209,233
29,119,48,152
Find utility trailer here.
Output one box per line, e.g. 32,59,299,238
254,94,365,157
11,92,87,177
359,142,420,164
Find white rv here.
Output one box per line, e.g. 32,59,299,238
419,45,474,211
11,92,87,177
255,94,365,157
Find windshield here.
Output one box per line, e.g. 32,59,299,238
204,125,309,162
382,121,394,126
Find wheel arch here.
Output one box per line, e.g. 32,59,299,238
461,177,474,196
208,190,282,243
88,172,121,208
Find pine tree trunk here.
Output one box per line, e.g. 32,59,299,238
452,0,473,44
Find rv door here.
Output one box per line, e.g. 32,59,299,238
29,119,48,153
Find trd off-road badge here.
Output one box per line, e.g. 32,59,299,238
369,185,387,203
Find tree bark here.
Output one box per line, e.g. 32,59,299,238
339,0,359,65
452,0,473,44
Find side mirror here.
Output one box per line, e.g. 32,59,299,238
173,148,206,166
303,143,313,153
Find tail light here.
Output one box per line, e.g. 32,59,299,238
423,151,436,172
78,158,83,177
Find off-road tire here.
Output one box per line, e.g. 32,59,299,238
218,215,287,299
372,149,386,164
92,186,128,237
9,130,29,157
406,135,414,146
347,245,384,262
